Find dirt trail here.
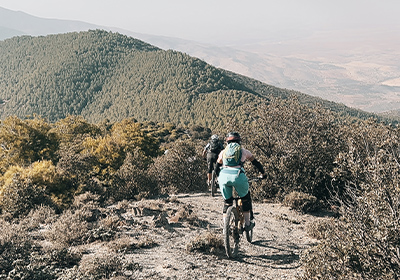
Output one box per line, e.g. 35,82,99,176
107,191,325,280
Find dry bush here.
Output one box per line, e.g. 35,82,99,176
185,230,224,254
282,191,318,213
77,252,140,280
112,150,158,201
29,247,81,274
4,260,57,280
239,98,345,202
45,192,111,246
301,120,400,279
0,219,35,275
149,140,207,194
19,205,57,231
306,218,336,240
44,209,90,246
0,174,54,219
108,235,156,253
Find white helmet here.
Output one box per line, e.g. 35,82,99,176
211,134,219,140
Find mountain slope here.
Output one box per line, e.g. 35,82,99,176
0,30,386,128
0,30,264,127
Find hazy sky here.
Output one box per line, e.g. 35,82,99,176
0,0,399,44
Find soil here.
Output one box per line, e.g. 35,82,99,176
97,191,329,280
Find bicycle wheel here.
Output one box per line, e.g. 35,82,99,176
211,170,217,197
223,206,240,258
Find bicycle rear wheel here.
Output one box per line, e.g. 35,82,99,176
211,170,217,197
223,206,239,258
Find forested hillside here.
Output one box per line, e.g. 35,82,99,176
0,30,387,128
0,30,255,127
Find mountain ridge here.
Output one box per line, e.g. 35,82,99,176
1,6,399,115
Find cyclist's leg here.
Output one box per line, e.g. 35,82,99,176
206,153,214,185
218,169,236,218
233,172,254,228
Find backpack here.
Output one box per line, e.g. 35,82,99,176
222,142,242,167
209,139,222,153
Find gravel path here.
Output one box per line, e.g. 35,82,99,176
110,192,323,280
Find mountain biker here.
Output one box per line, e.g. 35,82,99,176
215,132,265,232
202,134,224,186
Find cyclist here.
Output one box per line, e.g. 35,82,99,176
215,132,265,232
202,134,224,186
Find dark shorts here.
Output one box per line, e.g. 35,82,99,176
206,152,219,173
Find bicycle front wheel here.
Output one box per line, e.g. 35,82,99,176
223,206,239,258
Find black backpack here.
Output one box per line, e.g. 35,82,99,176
209,139,222,153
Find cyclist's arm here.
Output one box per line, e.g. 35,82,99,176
202,143,210,158
215,151,223,176
215,162,222,176
250,157,265,176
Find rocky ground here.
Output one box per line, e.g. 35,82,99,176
88,191,330,280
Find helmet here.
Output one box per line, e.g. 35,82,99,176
226,132,241,143
211,134,219,140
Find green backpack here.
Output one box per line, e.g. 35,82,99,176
222,142,242,167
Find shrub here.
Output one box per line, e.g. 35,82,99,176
0,174,55,219
44,208,91,246
239,98,345,201
301,119,400,279
56,143,101,197
282,191,318,213
0,160,73,216
149,140,207,194
0,116,58,174
77,252,140,280
108,235,156,253
185,230,224,255
111,150,158,201
0,219,34,275
306,218,336,240
19,205,57,231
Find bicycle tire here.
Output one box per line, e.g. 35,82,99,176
211,170,217,197
223,206,239,258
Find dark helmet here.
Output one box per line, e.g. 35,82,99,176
226,132,241,143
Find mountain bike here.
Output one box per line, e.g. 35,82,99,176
223,177,261,258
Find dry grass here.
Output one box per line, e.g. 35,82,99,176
185,230,224,255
